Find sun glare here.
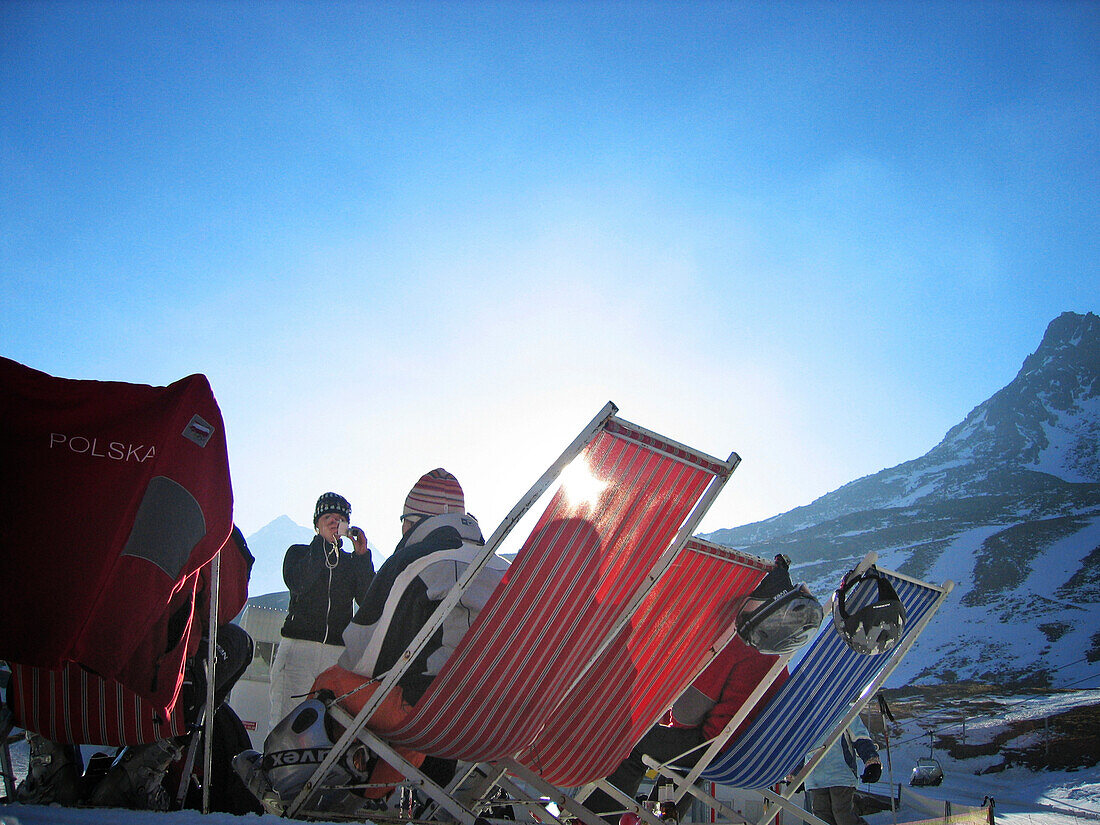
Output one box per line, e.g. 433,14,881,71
558,458,607,510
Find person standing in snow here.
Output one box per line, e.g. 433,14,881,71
268,492,375,730
803,716,882,825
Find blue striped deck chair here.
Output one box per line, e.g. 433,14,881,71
645,554,953,825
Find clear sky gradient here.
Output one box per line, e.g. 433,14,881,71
3,1,1097,553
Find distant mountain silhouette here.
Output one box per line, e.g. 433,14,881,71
243,515,312,598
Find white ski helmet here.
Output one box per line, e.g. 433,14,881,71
832,566,907,655
736,555,824,655
261,698,371,800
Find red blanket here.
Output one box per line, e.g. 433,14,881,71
0,357,234,716
8,528,253,745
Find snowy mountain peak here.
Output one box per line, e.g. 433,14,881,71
1025,310,1100,375
247,514,304,543
243,516,313,598
704,311,1100,687
932,310,1100,485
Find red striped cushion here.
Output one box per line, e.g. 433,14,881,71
9,662,187,746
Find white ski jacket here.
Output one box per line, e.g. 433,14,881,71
338,512,508,703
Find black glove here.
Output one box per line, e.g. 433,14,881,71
861,762,882,784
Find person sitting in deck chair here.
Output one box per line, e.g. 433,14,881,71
237,469,509,811
587,556,823,824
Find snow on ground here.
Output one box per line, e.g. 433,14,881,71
865,763,1100,824
4,692,1099,825
860,689,1100,825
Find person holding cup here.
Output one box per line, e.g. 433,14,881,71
269,492,375,729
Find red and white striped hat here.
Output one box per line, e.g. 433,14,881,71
402,468,465,520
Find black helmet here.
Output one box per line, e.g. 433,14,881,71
832,566,907,655
736,555,824,655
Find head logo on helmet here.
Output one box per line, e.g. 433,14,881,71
832,566,907,655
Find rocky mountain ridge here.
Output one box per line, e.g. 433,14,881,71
705,311,1100,687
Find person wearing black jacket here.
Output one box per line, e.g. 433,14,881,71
268,492,374,729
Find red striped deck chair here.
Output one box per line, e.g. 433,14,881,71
286,403,742,822
512,540,774,787
439,539,779,825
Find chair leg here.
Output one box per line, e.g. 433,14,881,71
173,730,203,809
669,778,750,824
758,788,833,825
505,760,665,825
0,706,17,799
319,703,482,825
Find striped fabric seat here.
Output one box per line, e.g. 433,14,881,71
8,661,188,747
697,567,950,790
513,539,772,787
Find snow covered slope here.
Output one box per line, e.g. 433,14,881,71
705,312,1100,687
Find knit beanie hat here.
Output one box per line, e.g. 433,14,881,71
314,492,352,526
402,469,464,520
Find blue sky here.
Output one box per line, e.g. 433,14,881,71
2,1,1097,551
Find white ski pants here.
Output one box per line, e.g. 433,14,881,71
269,636,346,731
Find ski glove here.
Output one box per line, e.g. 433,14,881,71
861,762,882,784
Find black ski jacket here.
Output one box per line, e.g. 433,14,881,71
280,535,375,646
